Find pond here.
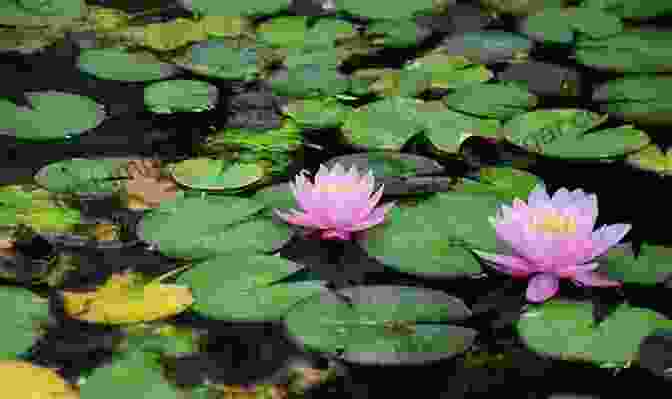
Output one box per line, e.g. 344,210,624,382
1,0,672,397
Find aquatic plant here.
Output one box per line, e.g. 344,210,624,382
274,163,395,240
473,184,630,302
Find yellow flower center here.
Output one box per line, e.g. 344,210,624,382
529,210,576,234
316,183,359,193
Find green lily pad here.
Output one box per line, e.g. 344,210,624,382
282,98,352,128
576,29,672,73
169,158,266,192
439,30,532,64
136,195,292,260
581,0,672,20
0,286,50,360
143,79,218,114
454,166,541,202
408,54,494,90
358,191,501,276
77,48,179,82
284,285,477,365
626,145,672,176
416,101,501,155
177,253,325,321
79,351,181,399
503,109,650,159
341,97,426,151
601,242,672,285
521,7,622,44
0,91,105,141
517,300,672,367
333,0,436,19
33,157,131,197
441,82,537,120
593,75,672,125
183,0,288,16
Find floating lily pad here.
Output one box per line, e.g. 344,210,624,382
601,242,672,285
581,0,672,20
282,98,352,128
177,253,325,321
517,300,672,367
441,82,537,120
454,166,541,202
180,0,288,16
144,79,218,114
502,109,650,159
480,0,563,16
175,39,268,81
33,157,131,197
332,0,436,19
341,97,425,151
137,195,292,260
77,48,179,82
79,351,182,399
438,30,532,64
408,54,493,90
416,100,501,155
521,7,622,44
593,75,672,125
169,158,266,192
626,145,672,176
0,286,50,359
576,30,672,73
0,91,105,141
61,271,194,324
0,360,78,398
358,191,501,276
0,0,86,26
284,285,477,365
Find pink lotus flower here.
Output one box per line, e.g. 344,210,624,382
473,184,631,303
274,163,395,240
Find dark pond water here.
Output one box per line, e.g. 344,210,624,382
2,0,672,398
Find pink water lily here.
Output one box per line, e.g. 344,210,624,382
473,184,631,303
274,163,395,240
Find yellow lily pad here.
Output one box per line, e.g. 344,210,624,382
61,270,193,324
0,360,79,399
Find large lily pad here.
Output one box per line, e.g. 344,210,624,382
517,300,672,367
521,7,622,44
341,97,426,151
593,76,672,125
136,195,292,260
0,91,105,141
416,100,501,155
177,253,326,321
438,30,532,64
358,191,501,276
502,109,650,159
441,82,537,120
284,285,477,365
77,48,179,82
576,30,672,73
33,157,131,197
